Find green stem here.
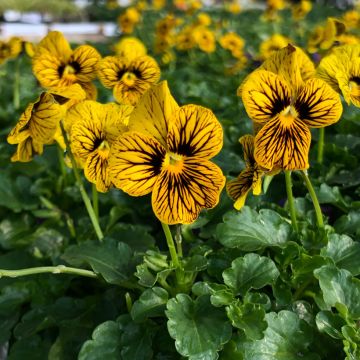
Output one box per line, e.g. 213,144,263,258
57,145,68,186
92,184,99,221
317,128,325,164
284,171,298,232
0,265,97,279
300,171,324,229
175,225,183,258
13,57,20,109
161,223,181,269
60,121,104,242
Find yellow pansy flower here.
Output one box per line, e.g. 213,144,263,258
113,37,147,60
32,31,101,99
108,81,225,225
118,7,141,34
0,37,23,64
176,27,196,51
68,101,133,192
196,13,211,26
220,32,245,58
342,10,360,30
226,1,241,14
97,55,160,105
241,46,342,171
227,135,263,210
194,27,216,53
317,44,360,107
292,0,312,21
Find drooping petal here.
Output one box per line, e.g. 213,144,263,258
167,104,223,159
239,134,256,168
226,168,254,210
242,70,291,124
7,103,33,144
34,31,72,63
254,115,311,171
84,151,112,193
151,157,225,224
129,81,179,147
50,83,87,108
108,131,166,196
11,138,44,162
69,45,101,83
295,78,342,128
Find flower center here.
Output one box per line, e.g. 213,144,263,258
97,140,110,158
279,105,298,126
63,64,76,76
162,152,184,173
121,72,137,87
349,77,360,99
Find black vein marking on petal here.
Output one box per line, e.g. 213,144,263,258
227,169,253,200
132,68,143,80
57,64,65,77
69,61,81,74
257,117,308,169
350,76,360,85
117,69,127,80
295,85,332,124
249,77,290,118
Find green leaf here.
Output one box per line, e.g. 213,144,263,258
321,234,360,275
292,254,327,282
223,253,279,295
217,207,291,251
245,310,319,360
334,211,360,237
166,294,232,360
78,321,122,360
192,282,234,307
62,239,138,285
226,301,267,340
131,287,168,322
314,265,360,320
8,335,50,360
316,184,349,212
315,311,346,339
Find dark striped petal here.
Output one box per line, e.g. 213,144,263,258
84,151,112,193
295,78,342,128
226,168,254,210
167,104,223,159
70,45,101,83
254,115,311,171
152,157,225,225
109,131,166,196
242,70,291,124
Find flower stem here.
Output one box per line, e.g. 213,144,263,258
57,144,68,186
92,184,99,221
0,265,97,279
317,128,325,164
284,171,298,232
13,57,20,109
175,225,183,258
60,121,104,242
161,223,181,269
300,171,324,229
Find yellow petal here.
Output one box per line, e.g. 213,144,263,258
34,31,72,63
79,81,98,100
226,168,254,210
254,115,311,171
32,52,64,88
152,157,225,224
129,81,180,147
97,56,128,88
108,131,166,196
70,45,101,83
295,78,342,128
84,151,112,193
11,138,43,162
7,103,34,144
167,104,223,159
242,70,291,124
239,134,256,167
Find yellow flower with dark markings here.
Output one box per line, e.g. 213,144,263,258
7,84,86,162
259,34,291,60
241,45,343,171
0,37,23,64
317,44,360,107
292,0,312,21
194,27,216,53
32,31,101,99
118,7,141,34
97,55,160,105
220,32,245,59
108,81,225,225
227,135,263,210
68,101,133,192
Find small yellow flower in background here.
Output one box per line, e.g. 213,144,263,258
97,55,160,105
226,1,241,14
156,15,179,37
336,34,360,46
342,10,360,30
196,13,212,27
0,37,23,64
108,81,225,225
7,84,86,162
292,0,312,21
263,0,286,21
193,27,216,53
220,32,245,59
307,18,346,53
32,31,101,99
68,101,133,192
241,45,343,171
317,44,360,107
118,7,141,34
259,34,291,60
175,27,196,51
152,0,166,10
227,135,263,210
113,36,147,60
